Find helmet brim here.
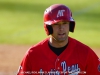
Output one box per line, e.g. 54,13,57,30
44,17,74,25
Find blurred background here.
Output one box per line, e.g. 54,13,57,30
0,0,100,75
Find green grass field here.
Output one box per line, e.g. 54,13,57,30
0,0,100,48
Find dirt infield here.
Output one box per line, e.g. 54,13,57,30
0,44,100,75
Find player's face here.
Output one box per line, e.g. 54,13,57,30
51,21,69,42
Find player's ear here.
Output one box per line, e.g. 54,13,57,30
46,25,53,35
69,22,75,32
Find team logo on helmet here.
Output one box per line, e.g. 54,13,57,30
57,10,65,18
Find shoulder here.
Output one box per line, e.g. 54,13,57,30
68,37,95,57
26,38,49,54
69,37,99,63
31,38,49,49
69,36,98,57
20,38,50,63
69,37,91,50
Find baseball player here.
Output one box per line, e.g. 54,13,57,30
17,4,100,75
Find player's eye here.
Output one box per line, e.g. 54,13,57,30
53,23,58,25
63,22,69,24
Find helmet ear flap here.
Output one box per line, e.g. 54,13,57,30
45,25,53,35
69,22,75,32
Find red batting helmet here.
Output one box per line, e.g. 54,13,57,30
44,4,75,35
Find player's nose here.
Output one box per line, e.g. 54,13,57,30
59,24,64,31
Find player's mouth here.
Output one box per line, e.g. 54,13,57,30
58,33,65,37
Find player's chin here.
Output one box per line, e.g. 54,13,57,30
57,37,67,42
